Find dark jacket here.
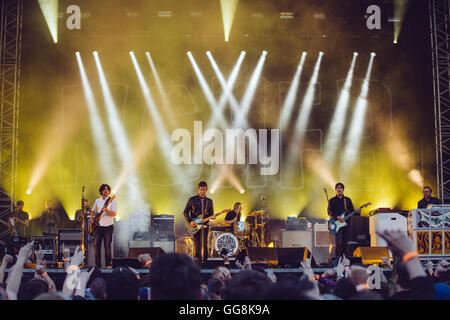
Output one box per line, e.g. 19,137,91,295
183,195,214,223
417,197,441,209
327,195,357,223
389,276,435,300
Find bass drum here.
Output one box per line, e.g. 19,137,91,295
214,232,239,256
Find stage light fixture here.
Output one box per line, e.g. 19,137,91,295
76,52,116,179
145,52,173,125
206,50,247,128
94,52,145,212
279,51,307,130
187,52,227,125
322,53,358,165
130,52,190,193
341,54,375,176
37,0,58,43
393,0,410,44
233,51,268,128
220,0,239,41
292,52,324,142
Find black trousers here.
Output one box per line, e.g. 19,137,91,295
335,226,349,258
94,225,114,267
193,227,209,262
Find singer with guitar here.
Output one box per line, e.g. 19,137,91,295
184,181,223,264
91,184,116,268
8,200,29,237
327,182,361,258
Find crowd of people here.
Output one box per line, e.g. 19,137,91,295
0,230,448,300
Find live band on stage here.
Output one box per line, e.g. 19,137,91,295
6,180,441,268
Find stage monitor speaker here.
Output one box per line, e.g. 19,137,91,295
349,216,369,243
353,247,390,265
128,247,165,260
152,240,175,253
246,247,278,266
276,247,312,268
112,258,141,269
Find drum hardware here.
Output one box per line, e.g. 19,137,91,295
184,235,194,258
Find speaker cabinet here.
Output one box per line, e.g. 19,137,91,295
152,240,175,253
128,247,166,260
276,247,311,268
353,247,390,265
246,247,278,265
281,230,312,250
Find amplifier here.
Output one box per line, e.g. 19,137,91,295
151,214,175,240
285,219,309,231
152,240,175,253
57,229,82,258
281,230,312,250
32,236,57,262
128,240,152,248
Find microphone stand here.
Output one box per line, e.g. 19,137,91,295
81,186,86,267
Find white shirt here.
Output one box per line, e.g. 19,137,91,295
92,196,117,227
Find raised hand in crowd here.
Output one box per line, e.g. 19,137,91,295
35,262,57,294
6,241,34,300
434,260,449,278
35,244,44,266
70,246,84,268
138,253,152,269
0,254,13,285
74,267,95,299
376,229,425,280
300,258,314,278
62,243,71,271
427,259,434,276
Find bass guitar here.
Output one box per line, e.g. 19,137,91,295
88,196,115,235
328,202,371,235
185,209,231,235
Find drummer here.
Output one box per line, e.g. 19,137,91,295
223,202,242,232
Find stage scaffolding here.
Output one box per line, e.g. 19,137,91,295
0,0,22,245
430,0,450,203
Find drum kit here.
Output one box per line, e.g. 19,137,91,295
205,210,268,257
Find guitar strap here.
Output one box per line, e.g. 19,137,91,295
343,197,348,214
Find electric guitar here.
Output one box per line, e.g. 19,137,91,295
328,202,371,235
185,209,231,235
88,196,115,235
8,217,18,237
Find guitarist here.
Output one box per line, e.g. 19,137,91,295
8,200,29,237
183,181,216,263
91,184,117,268
327,182,360,258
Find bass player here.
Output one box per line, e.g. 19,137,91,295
91,184,117,268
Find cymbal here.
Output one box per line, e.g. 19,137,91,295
208,221,232,227
247,210,265,216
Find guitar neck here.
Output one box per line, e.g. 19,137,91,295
201,211,227,223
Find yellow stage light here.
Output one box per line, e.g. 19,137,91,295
37,0,59,43
220,0,239,42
